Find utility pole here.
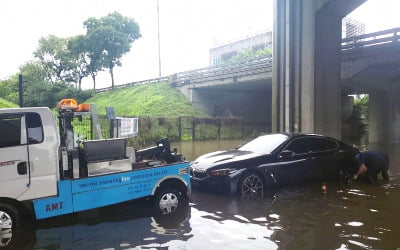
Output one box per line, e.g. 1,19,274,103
18,74,24,107
157,0,162,81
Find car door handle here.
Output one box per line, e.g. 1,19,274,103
269,172,277,183
17,162,28,175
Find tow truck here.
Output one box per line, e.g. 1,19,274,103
0,99,190,244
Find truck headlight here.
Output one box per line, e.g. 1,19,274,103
210,168,237,176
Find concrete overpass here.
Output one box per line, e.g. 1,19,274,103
342,27,400,143
342,28,400,89
169,56,273,131
167,27,400,139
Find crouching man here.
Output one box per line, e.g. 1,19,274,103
353,151,390,183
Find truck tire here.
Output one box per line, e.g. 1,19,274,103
0,203,21,248
155,189,183,215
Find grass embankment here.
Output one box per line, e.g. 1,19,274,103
83,82,210,147
0,98,18,108
83,82,243,147
85,82,205,117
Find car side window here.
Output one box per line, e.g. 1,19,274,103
0,115,22,147
285,138,312,155
309,138,338,152
26,113,44,144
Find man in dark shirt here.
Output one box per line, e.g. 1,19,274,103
353,151,389,183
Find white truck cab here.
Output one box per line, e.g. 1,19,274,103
0,108,59,201
0,100,191,248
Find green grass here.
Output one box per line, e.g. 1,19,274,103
85,82,206,117
0,98,18,108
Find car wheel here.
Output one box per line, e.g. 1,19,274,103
238,172,264,199
155,189,183,215
0,203,21,248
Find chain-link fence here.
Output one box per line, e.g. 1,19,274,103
52,111,267,148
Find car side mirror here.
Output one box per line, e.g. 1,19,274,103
280,150,294,159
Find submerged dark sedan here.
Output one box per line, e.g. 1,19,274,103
190,133,359,196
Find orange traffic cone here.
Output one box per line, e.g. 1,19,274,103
322,182,327,194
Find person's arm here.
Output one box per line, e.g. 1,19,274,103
353,163,367,179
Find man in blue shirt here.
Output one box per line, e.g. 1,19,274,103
353,151,389,183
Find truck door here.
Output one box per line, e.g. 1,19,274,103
21,111,59,200
0,114,30,199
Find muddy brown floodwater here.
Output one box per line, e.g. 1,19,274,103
6,140,400,250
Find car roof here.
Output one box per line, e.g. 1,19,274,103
270,132,339,141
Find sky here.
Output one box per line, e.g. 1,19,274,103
0,0,399,89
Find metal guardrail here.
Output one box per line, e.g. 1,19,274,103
96,77,169,93
96,27,400,93
341,27,400,51
170,55,272,84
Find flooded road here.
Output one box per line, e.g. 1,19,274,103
6,140,400,249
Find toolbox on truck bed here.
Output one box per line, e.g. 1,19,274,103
81,138,127,162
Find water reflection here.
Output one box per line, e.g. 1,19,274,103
6,180,400,250
189,191,278,249
4,199,192,250
3,140,400,249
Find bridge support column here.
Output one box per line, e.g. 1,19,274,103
369,85,400,143
272,0,365,139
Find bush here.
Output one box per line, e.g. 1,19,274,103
353,95,369,117
0,98,18,108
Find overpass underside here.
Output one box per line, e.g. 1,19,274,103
172,58,273,134
343,42,400,143
176,76,272,133
192,79,272,131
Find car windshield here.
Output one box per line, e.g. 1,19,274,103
238,134,289,155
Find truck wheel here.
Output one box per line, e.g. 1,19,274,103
155,189,183,215
0,203,20,247
238,172,264,199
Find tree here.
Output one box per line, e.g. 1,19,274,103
84,12,141,89
82,28,106,90
0,62,94,108
88,26,128,89
353,94,369,117
68,35,90,90
225,47,272,64
0,75,19,104
0,62,46,105
19,62,54,107
33,35,75,84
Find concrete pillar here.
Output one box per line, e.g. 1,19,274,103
272,0,365,139
369,84,400,143
369,90,389,143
